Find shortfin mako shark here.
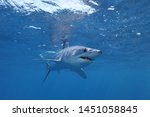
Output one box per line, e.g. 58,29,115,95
40,40,102,80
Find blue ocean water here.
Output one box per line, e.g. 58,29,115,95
0,0,150,100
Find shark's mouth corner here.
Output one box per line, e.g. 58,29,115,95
80,56,93,61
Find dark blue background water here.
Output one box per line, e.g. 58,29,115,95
0,0,150,100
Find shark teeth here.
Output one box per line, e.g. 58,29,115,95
80,56,93,61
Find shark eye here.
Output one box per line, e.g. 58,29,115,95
83,48,87,52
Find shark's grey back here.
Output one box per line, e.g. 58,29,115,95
54,46,86,60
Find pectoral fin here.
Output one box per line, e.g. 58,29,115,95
71,68,87,79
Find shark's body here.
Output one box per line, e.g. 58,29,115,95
42,45,102,80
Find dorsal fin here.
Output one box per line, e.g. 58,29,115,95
62,39,69,49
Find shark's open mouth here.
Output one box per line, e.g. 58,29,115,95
80,56,93,61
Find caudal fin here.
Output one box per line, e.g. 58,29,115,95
43,63,51,82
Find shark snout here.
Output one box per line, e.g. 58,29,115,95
93,49,102,55
86,49,102,60
97,50,102,54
